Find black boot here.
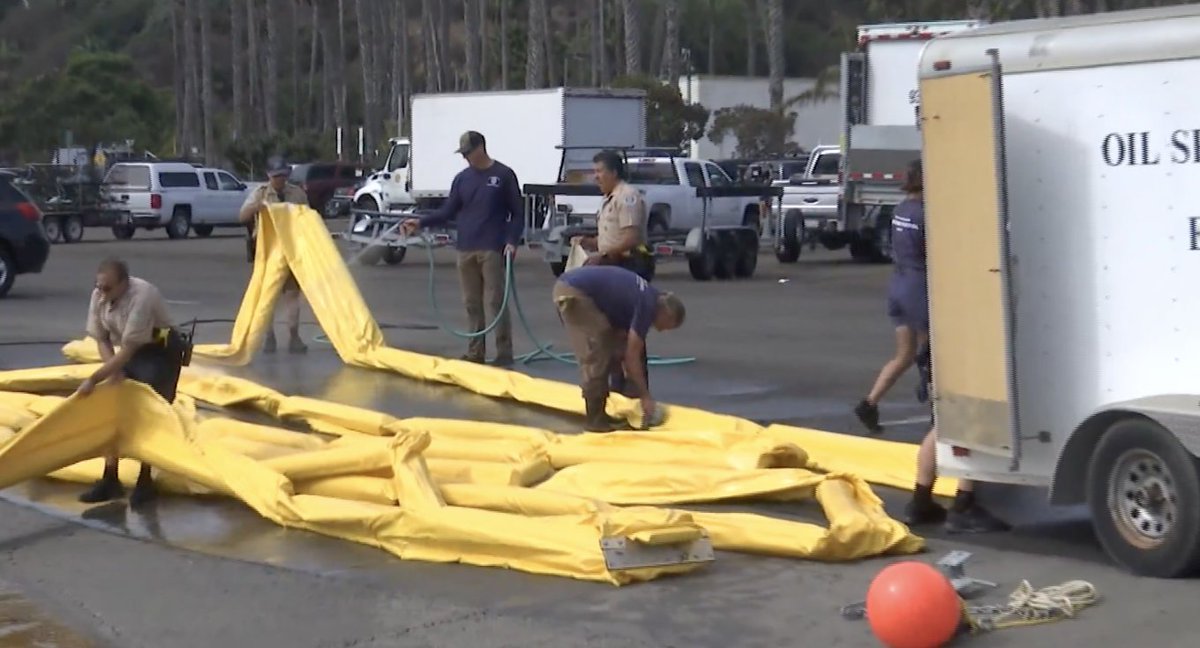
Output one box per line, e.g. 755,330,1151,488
945,491,1010,534
854,399,884,434
79,465,124,504
903,484,947,526
129,464,158,509
584,397,625,433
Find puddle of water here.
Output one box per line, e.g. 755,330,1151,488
0,581,93,647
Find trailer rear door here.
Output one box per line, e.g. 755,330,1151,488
922,54,1019,464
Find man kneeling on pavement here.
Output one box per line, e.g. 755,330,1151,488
553,265,685,432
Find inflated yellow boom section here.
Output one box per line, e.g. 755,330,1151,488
0,203,942,584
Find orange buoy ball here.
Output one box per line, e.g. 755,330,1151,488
865,561,962,648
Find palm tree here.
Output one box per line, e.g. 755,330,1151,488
621,0,640,75
662,0,680,82
764,0,784,110
464,0,481,90
199,0,215,163
526,0,546,88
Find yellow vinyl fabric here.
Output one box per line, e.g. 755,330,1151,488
0,202,941,584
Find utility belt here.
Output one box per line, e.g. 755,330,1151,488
145,322,195,367
596,244,656,282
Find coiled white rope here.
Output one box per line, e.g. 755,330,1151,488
965,580,1099,632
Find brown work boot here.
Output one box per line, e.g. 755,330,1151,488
129,464,158,509
584,397,625,433
287,330,308,354
263,329,277,354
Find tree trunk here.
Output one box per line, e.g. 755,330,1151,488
182,0,200,157
464,0,481,90
307,0,319,129
500,0,509,89
479,0,489,88
199,0,215,164
662,0,679,83
745,2,756,76
621,0,640,76
263,0,280,134
321,29,333,131
354,0,375,152
599,0,609,83
246,0,259,132
421,0,441,91
230,0,245,140
399,0,411,128
706,0,716,74
170,0,186,155
765,0,783,109
336,0,348,138
525,0,544,88
374,0,391,138
292,0,301,132
648,3,664,78
590,0,601,84
437,0,451,90
539,0,556,86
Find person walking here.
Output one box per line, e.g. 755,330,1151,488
854,159,928,433
75,258,188,508
403,131,524,366
238,161,310,354
552,265,686,432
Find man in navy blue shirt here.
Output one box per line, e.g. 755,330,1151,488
553,265,686,432
403,131,524,365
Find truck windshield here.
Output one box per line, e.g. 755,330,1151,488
628,162,679,185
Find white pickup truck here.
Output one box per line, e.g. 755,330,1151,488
102,162,251,240
528,152,774,280
773,144,842,262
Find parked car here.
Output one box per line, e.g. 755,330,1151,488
0,172,51,298
288,162,366,215
101,162,251,239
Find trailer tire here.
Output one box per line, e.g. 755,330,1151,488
352,243,385,266
62,214,84,243
193,224,214,237
43,216,64,243
687,234,718,281
112,225,136,240
383,246,407,265
713,231,738,280
1087,417,1200,578
775,209,801,263
734,230,758,278
166,207,191,240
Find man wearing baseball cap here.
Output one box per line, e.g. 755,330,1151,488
238,160,311,353
403,131,524,366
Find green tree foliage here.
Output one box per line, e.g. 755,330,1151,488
224,130,331,179
611,74,710,150
708,105,801,158
0,50,169,160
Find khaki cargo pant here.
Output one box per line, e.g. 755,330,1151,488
458,250,512,359
553,281,621,401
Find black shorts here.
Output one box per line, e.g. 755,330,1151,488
125,335,184,403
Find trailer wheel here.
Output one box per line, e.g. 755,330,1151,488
43,216,63,243
62,214,84,243
112,225,136,240
193,224,214,237
713,231,738,280
549,258,567,277
734,230,758,278
687,234,718,281
1087,417,1200,578
383,246,407,265
775,210,801,263
352,243,385,266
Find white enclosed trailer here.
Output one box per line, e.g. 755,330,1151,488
838,20,981,262
920,5,1200,578
410,87,646,208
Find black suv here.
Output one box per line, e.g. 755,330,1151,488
0,172,51,298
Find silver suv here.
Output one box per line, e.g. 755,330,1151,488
103,162,250,240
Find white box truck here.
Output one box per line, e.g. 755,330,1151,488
352,88,647,214
920,5,1200,578
837,20,981,262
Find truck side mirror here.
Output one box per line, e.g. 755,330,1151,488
381,173,391,181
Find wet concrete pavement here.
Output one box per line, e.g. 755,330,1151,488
0,225,1196,646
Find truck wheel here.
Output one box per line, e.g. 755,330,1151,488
356,196,380,213
0,245,13,298
1088,417,1200,578
550,258,567,277
741,205,762,238
734,230,758,278
43,216,63,243
687,234,718,281
112,225,136,240
62,214,84,243
713,231,738,280
166,208,191,240
775,209,801,263
193,224,214,237
383,246,407,265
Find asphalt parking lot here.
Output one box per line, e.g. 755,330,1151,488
0,222,1196,648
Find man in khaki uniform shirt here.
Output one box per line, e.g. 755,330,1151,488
238,162,309,353
573,150,651,277
75,258,184,508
